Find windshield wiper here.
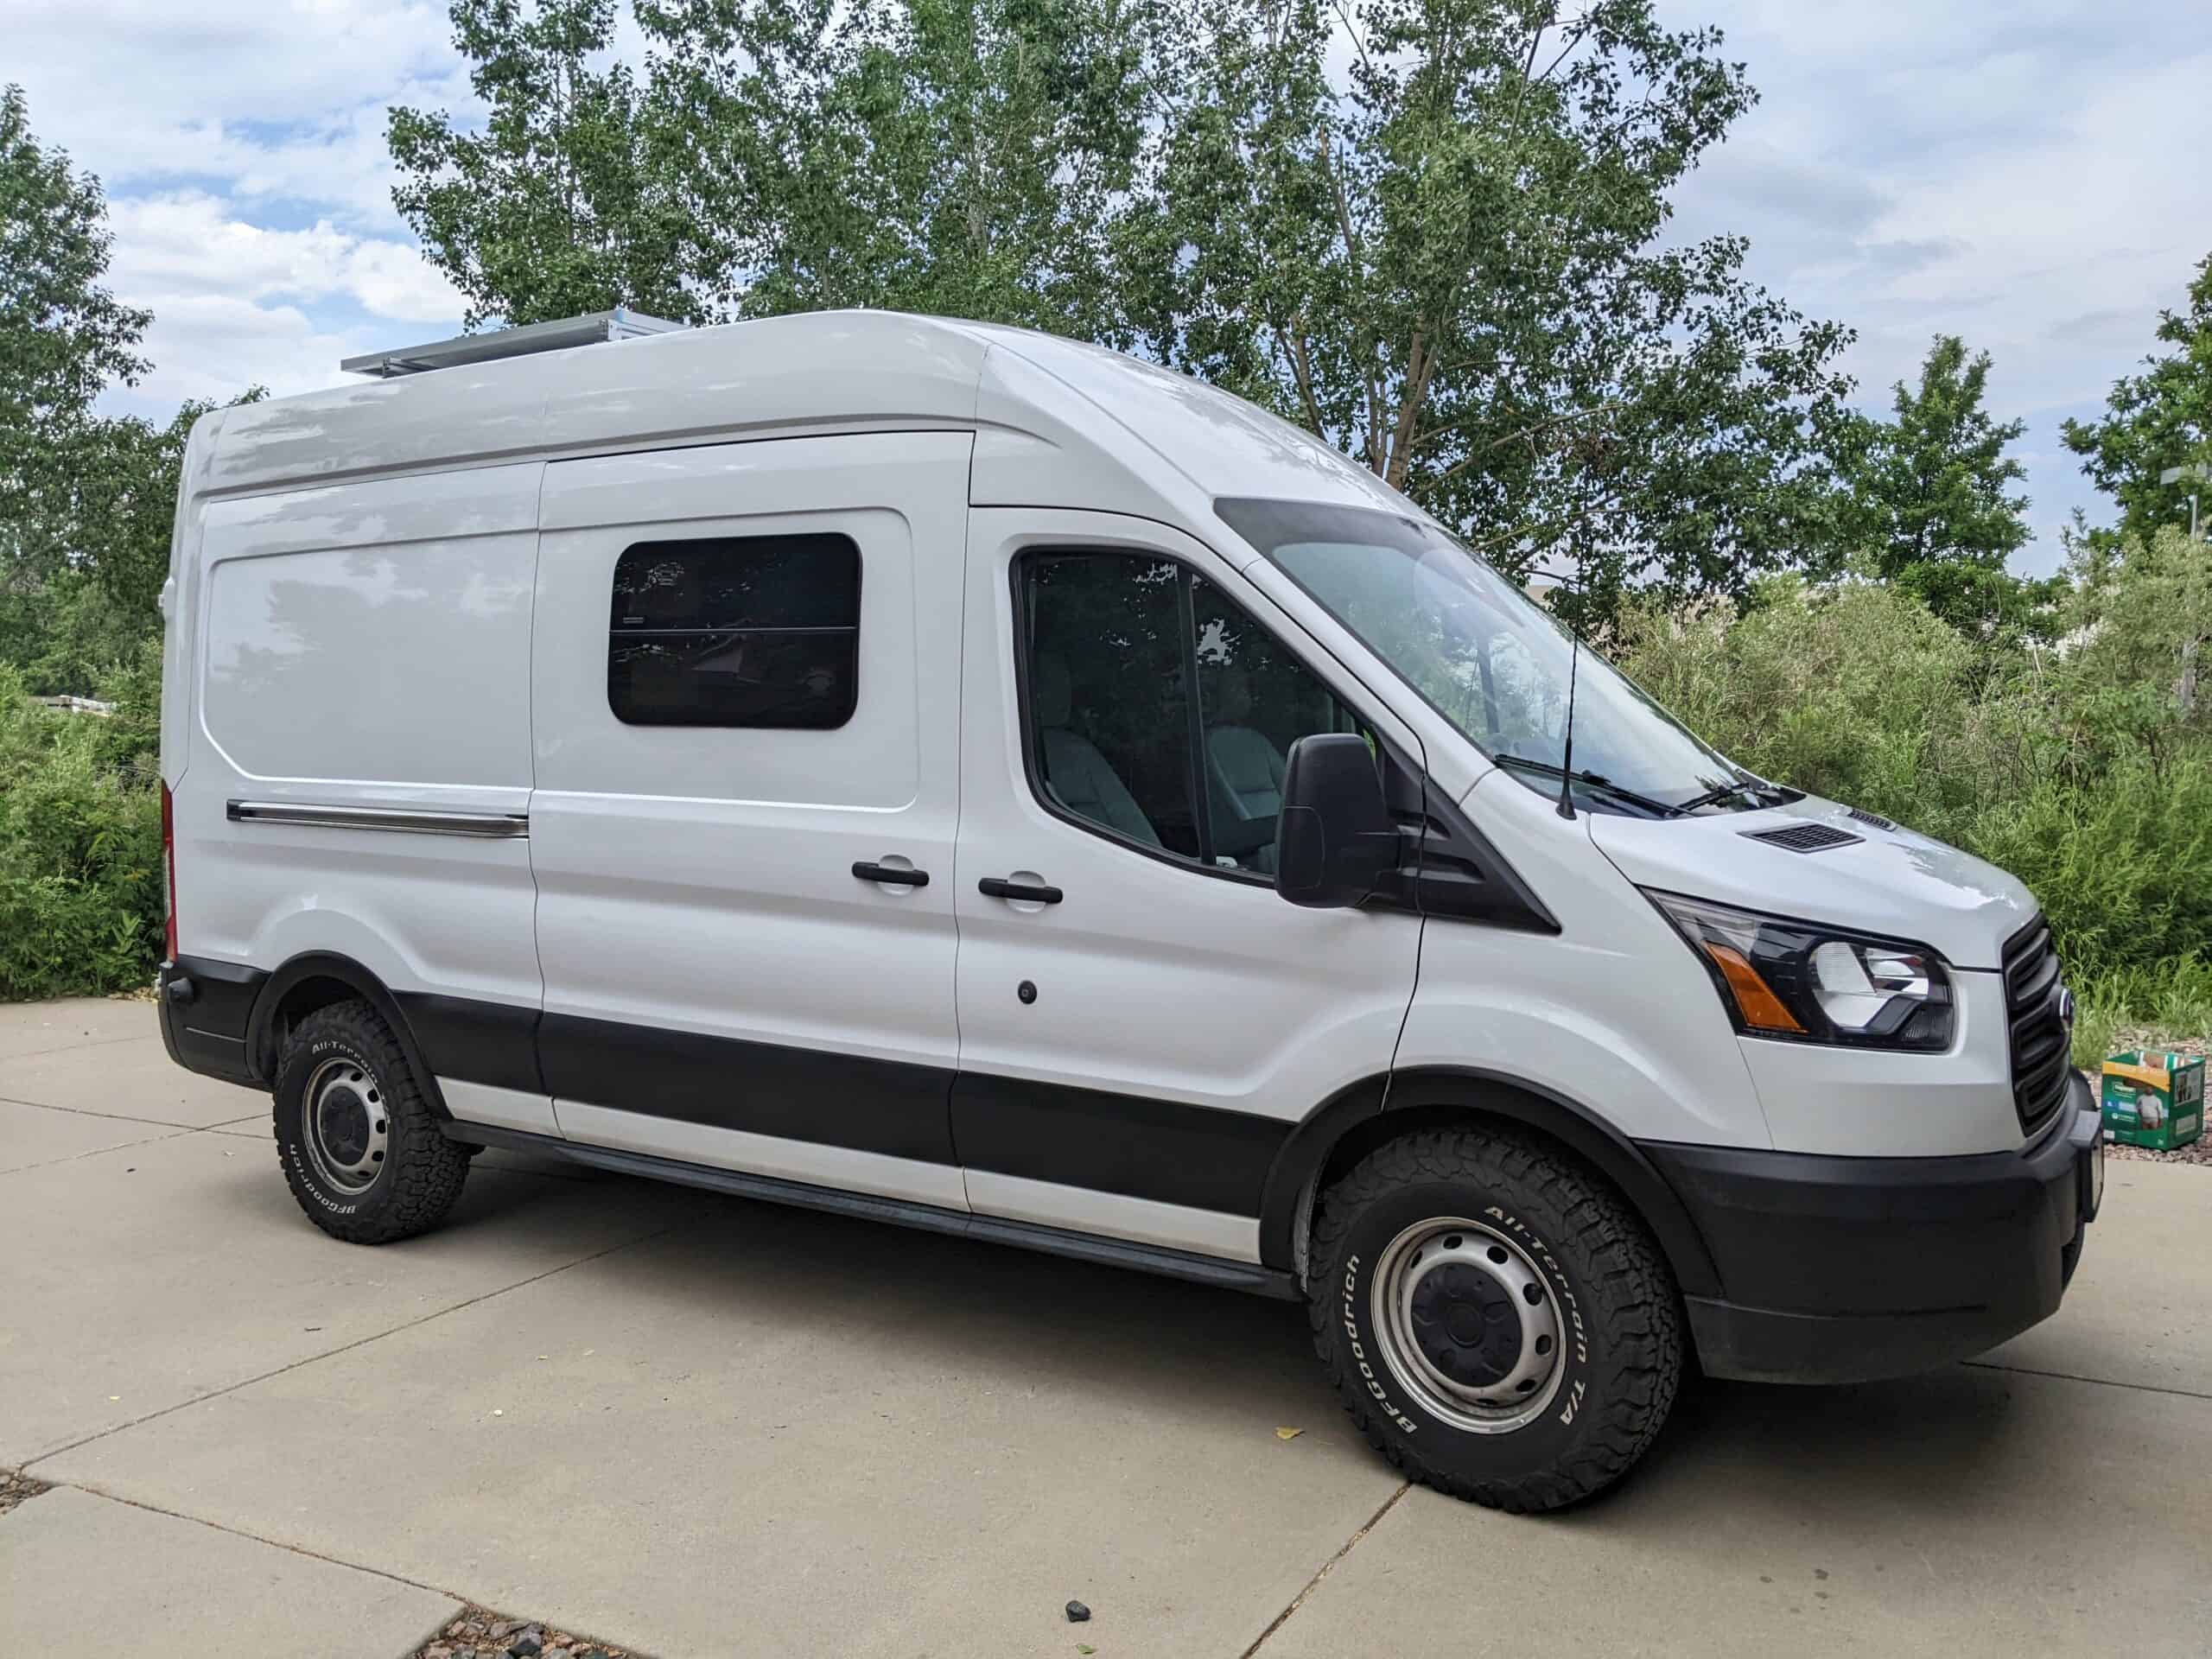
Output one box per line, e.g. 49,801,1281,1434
1491,754,1683,818
1672,777,1768,814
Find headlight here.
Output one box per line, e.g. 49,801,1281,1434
1645,891,1955,1052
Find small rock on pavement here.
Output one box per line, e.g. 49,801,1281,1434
508,1628,546,1657
1065,1600,1091,1623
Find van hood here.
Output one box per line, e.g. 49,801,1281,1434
1581,792,2037,971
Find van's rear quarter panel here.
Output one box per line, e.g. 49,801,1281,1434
180,466,546,1023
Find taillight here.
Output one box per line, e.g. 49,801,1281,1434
161,781,179,961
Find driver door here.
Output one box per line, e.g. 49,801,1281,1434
950,511,1426,1262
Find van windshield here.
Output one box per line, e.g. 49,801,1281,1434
1213,498,1773,817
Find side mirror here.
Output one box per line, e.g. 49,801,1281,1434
1274,734,1399,908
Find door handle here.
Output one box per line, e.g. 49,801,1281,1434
852,861,929,887
979,876,1063,905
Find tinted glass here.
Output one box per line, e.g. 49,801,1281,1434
1191,574,1362,874
607,533,860,728
1020,552,1200,859
610,533,860,632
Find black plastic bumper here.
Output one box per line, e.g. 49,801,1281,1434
156,956,267,1089
1643,1073,2103,1384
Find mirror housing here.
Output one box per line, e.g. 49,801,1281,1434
1274,734,1400,908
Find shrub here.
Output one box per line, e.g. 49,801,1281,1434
0,662,164,1001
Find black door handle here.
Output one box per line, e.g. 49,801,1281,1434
979,876,1064,905
852,861,929,887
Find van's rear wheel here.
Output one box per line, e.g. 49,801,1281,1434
272,1000,468,1244
1307,1126,1682,1513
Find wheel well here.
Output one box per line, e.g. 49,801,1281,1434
244,954,448,1121
1274,1077,1722,1302
256,975,360,1076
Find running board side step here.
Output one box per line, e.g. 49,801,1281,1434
443,1122,1300,1300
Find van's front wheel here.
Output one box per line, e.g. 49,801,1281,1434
272,1000,469,1244
1308,1127,1682,1513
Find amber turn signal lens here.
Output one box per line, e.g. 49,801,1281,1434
1700,941,1806,1033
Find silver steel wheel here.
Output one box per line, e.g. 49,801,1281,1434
1370,1217,1565,1434
301,1056,389,1195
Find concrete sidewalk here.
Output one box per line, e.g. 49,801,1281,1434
3,995,2209,1656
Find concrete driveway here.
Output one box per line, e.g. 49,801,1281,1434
3,995,2208,1657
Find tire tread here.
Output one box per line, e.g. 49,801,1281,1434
274,1000,468,1245
1306,1126,1683,1513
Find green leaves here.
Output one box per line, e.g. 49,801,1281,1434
2063,252,2212,550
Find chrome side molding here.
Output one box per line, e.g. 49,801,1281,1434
226,800,529,838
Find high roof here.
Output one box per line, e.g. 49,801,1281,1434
193,311,1412,546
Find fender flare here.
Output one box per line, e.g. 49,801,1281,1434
245,952,454,1120
1256,1065,1723,1299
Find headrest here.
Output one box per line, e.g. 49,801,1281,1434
1033,652,1071,727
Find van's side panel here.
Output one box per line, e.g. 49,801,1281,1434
181,462,554,1127
529,432,971,1210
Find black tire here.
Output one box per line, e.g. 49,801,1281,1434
271,999,469,1244
1307,1126,1682,1513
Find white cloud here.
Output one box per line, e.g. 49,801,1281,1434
108,193,465,323
123,293,363,407
9,1,467,229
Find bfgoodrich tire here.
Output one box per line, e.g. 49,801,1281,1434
1308,1127,1683,1513
272,999,469,1244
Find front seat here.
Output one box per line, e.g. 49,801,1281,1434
1206,669,1287,825
1033,652,1161,846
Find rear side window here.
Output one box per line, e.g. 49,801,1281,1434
607,532,861,728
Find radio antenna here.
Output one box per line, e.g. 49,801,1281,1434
1556,626,1580,822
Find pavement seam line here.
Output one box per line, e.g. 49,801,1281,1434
22,1224,690,1469
37,1480,471,1608
0,1125,203,1178
1236,1481,1410,1658
0,1092,230,1129
1962,1357,2212,1402
0,1030,160,1065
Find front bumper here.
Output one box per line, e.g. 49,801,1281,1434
1643,1072,2102,1384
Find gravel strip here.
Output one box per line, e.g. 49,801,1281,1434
0,1469,53,1516
411,1607,639,1659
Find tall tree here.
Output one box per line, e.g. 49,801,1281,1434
391,0,1857,617
1847,334,2030,575
2063,252,2212,546
1118,0,1859,619
0,85,151,575
389,0,713,326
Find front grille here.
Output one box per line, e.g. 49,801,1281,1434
2002,918,2070,1135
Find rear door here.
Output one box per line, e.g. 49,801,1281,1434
530,432,971,1207
950,510,1426,1261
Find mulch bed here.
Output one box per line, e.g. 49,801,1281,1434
0,1470,53,1516
412,1608,638,1659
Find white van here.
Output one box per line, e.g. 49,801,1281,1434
156,310,2102,1512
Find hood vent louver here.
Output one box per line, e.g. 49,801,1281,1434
1741,823,1864,854
1846,807,1897,831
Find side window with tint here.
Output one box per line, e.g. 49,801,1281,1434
1018,552,1363,875
608,531,860,728
1020,552,1202,859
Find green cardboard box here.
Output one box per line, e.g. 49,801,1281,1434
2101,1051,2206,1150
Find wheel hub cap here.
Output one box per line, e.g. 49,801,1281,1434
301,1058,389,1195
1371,1218,1567,1433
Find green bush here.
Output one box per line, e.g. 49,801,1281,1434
0,660,164,1001
1612,536,2212,1048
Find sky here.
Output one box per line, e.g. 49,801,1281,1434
10,0,2209,574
